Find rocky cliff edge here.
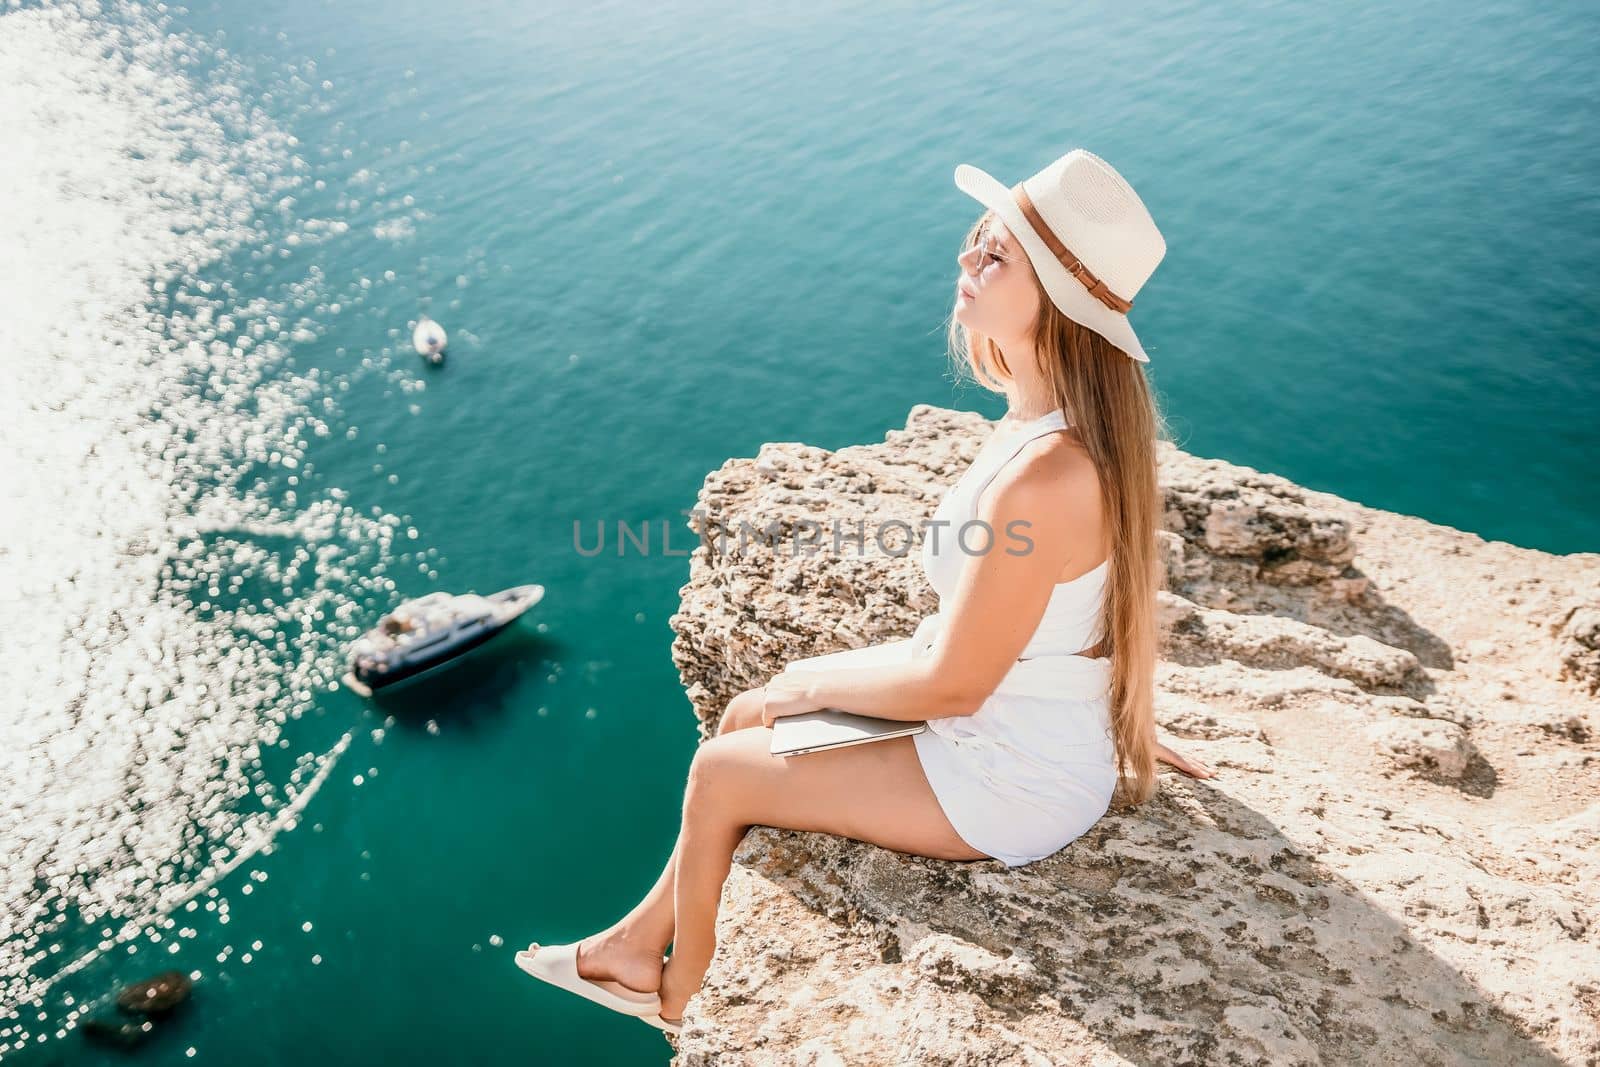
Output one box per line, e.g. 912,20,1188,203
665,404,1600,1066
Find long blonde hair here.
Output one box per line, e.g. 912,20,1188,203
946,210,1169,807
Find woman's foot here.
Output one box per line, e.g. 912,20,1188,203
568,926,668,997
655,952,703,1025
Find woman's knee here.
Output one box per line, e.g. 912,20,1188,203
685,733,745,817
715,687,765,736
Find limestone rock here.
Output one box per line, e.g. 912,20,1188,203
1363,717,1476,778
667,404,1600,1064
1554,597,1600,695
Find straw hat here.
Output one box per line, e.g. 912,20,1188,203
954,148,1166,362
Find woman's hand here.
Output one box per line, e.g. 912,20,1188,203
759,672,826,727
1155,739,1216,779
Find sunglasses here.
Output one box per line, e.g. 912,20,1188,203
961,229,1013,272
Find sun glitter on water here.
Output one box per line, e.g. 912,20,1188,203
0,0,440,1050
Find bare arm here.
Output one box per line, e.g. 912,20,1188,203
765,439,1102,723
780,657,970,723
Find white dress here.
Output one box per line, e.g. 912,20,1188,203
784,408,1117,867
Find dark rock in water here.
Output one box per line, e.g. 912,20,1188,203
115,970,192,1014
79,970,194,1049
81,1016,155,1049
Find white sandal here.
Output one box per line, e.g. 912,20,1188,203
514,942,663,1018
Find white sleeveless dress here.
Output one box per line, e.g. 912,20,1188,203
783,408,1118,867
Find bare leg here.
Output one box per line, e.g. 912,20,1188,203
655,724,985,1021
656,783,746,1023
565,689,769,996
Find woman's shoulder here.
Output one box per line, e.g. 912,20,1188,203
988,430,1099,503
976,432,1104,539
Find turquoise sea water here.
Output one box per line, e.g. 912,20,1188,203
2,0,1595,1063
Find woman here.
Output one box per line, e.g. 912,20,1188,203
516,147,1216,1034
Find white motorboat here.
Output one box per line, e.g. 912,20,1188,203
412,316,448,364
342,584,544,697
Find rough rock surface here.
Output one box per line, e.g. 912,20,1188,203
666,404,1600,1066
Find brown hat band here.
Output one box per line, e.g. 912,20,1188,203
1011,183,1134,314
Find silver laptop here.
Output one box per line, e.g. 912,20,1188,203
769,708,927,758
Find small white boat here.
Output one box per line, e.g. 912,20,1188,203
412,316,447,364
342,584,544,697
